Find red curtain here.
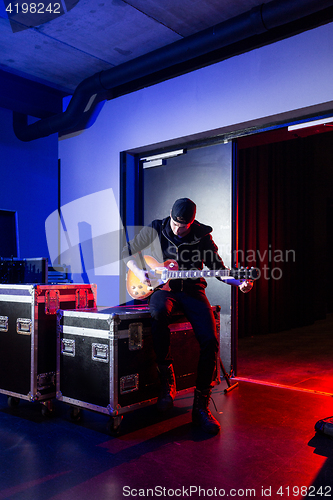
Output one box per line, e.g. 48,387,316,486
236,130,332,337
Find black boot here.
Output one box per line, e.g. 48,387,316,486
157,364,176,412
192,388,221,434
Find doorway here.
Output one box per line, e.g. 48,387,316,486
120,142,235,372
236,128,333,392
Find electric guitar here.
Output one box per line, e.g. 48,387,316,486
126,255,259,300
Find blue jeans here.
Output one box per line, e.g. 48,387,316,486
149,288,219,390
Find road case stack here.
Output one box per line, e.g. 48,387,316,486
56,305,220,431
0,284,97,412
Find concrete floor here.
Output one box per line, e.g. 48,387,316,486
237,313,333,394
0,315,333,500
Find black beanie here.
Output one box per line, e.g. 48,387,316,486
171,198,196,224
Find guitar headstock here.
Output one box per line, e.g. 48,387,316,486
231,267,259,280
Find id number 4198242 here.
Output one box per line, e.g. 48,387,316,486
5,3,62,14
276,485,331,497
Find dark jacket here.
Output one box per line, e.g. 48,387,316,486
122,217,225,290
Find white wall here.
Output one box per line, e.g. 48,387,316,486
57,21,333,306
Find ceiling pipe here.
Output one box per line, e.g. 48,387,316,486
13,0,333,141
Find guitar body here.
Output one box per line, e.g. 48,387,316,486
126,256,179,300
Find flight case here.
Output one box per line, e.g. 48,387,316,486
0,284,97,408
56,305,220,429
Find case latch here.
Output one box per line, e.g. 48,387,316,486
0,316,8,332
61,339,75,357
45,289,60,315
120,374,139,394
16,318,32,335
37,372,55,391
128,322,143,350
76,289,88,309
92,343,109,363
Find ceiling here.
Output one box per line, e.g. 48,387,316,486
1,0,333,141
0,0,310,95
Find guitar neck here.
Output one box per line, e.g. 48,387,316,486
167,269,231,280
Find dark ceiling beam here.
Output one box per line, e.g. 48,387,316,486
0,70,65,119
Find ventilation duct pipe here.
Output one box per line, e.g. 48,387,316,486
13,0,333,141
